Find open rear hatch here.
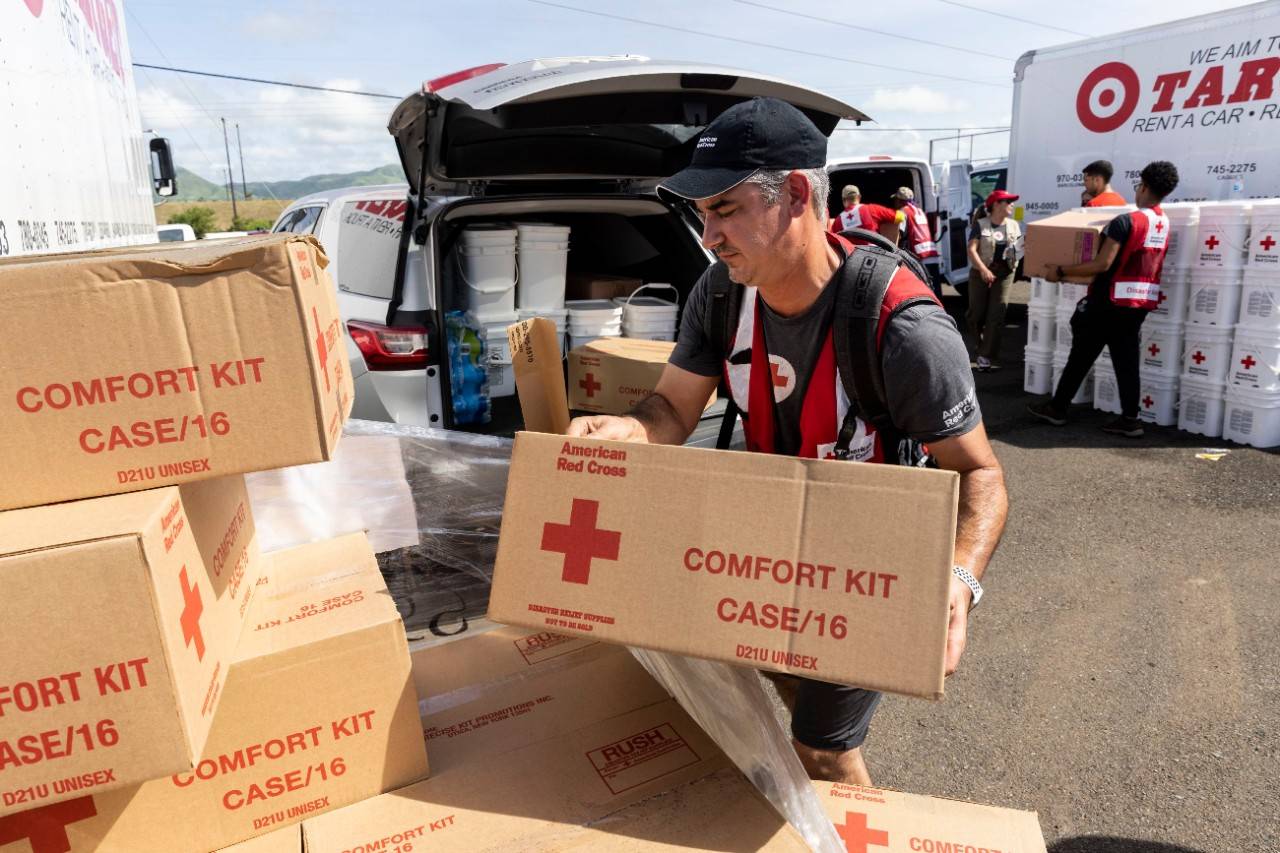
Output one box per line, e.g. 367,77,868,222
389,55,868,194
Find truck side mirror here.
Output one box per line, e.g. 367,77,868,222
150,137,178,197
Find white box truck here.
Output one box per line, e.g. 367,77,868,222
1,0,176,259
1008,0,1280,224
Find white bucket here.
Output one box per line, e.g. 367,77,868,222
1137,371,1178,426
569,330,622,351
484,328,515,398
1195,202,1251,268
1053,308,1074,356
516,225,570,312
1222,385,1280,448
460,223,517,247
1182,324,1236,383
567,299,623,338
1027,305,1055,349
1029,277,1057,307
1239,270,1280,331
1246,201,1280,268
1023,347,1054,395
458,244,517,319
1228,328,1280,392
1163,203,1201,269
516,222,571,244
1186,269,1243,326
1093,365,1122,414
1150,268,1189,323
1139,318,1183,376
1177,375,1226,438
1052,352,1092,405
1057,282,1089,312
518,307,569,358
618,283,679,342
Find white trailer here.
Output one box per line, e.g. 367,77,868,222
0,0,175,259
1009,0,1280,224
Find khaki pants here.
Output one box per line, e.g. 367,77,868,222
967,263,1014,361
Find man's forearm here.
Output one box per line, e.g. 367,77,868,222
629,393,695,446
953,464,1008,580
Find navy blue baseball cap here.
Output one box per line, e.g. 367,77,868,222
659,97,828,201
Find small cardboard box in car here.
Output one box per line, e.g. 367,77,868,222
508,318,571,435
0,234,354,511
565,272,642,301
1023,209,1118,282
0,533,429,852
812,781,1047,852
566,337,714,415
488,431,959,698
0,475,261,817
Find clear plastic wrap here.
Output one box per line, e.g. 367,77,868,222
247,419,838,851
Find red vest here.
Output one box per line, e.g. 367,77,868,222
723,233,940,463
1111,207,1169,310
902,203,939,259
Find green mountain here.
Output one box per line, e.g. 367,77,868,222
162,164,404,202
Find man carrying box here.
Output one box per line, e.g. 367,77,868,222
1029,161,1180,437
567,97,1008,787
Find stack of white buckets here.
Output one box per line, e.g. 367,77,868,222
566,285,680,349
1024,276,1093,403
457,223,571,397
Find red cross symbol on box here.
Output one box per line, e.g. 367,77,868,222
835,811,890,853
1148,343,1160,357
1205,235,1220,250
1261,235,1277,252
540,499,621,585
312,306,331,393
1192,350,1207,365
0,795,98,853
579,373,602,398
1242,354,1258,370
179,566,206,661
1143,395,1155,408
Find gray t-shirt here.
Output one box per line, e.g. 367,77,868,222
671,257,981,454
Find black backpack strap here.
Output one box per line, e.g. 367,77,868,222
705,262,744,450
838,227,933,289
831,245,900,448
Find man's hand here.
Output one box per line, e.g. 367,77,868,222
945,574,973,676
980,267,996,286
1044,264,1062,283
566,415,649,442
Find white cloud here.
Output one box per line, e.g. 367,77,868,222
864,86,970,115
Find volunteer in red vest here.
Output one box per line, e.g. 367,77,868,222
1030,160,1179,437
890,186,943,296
1082,159,1128,207
567,98,1008,786
829,184,901,244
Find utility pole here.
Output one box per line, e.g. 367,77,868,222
235,123,249,200
221,117,238,222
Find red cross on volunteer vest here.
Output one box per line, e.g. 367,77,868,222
1242,355,1258,370
835,811,890,853
1154,220,1164,233
769,361,788,388
1261,235,1277,251
1158,291,1168,304
1143,395,1155,408
579,373,602,398
1148,343,1160,357
0,795,98,853
1192,351,1207,365
540,499,621,585
1205,235,1220,250
179,566,206,661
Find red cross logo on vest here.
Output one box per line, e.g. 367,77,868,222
1242,355,1258,370
1154,220,1164,233
1205,235,1220,250
1158,291,1167,304
312,306,330,393
179,566,206,661
540,499,621,585
1261,235,1277,251
767,355,796,400
1143,395,1155,408
0,795,98,853
1192,350,1207,365
579,373,602,398
1148,343,1160,357
835,811,890,853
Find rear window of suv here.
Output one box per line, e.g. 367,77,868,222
335,198,407,300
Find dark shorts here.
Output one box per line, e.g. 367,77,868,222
791,677,883,752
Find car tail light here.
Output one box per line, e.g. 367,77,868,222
348,320,429,371
427,63,506,93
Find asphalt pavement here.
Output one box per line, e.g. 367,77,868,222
767,293,1280,852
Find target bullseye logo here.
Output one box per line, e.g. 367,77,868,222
1076,62,1141,133
22,0,44,16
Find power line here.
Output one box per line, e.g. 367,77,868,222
127,10,221,170
932,0,1088,37
132,63,401,99
729,0,1016,61
526,0,1011,89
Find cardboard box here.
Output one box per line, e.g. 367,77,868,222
216,825,301,852
0,533,430,852
488,432,959,697
0,235,354,511
812,781,1047,852
567,337,714,415
566,271,642,301
1023,209,1119,282
508,317,571,435
0,476,261,816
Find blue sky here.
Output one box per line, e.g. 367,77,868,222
127,0,1241,183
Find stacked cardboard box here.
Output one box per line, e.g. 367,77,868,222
0,237,429,852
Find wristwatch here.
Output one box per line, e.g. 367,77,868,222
952,565,983,610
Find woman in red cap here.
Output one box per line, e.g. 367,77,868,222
966,190,1022,371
